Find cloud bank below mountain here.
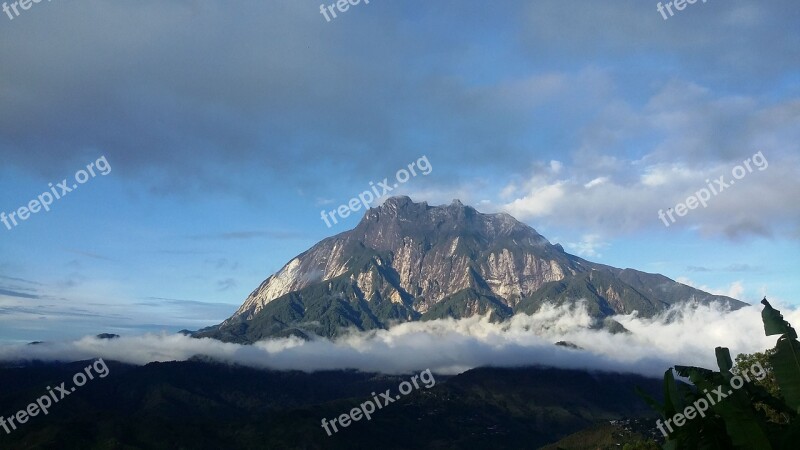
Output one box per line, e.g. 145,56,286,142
0,301,795,377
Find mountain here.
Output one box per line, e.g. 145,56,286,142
0,360,663,449
196,196,745,343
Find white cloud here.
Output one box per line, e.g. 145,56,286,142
489,76,800,240
584,177,608,189
566,234,609,258
499,183,518,200
640,164,701,187
1,302,793,378
677,277,746,300
503,182,565,218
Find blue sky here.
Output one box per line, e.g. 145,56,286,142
0,0,798,342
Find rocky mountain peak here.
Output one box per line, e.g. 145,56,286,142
356,196,537,245
202,197,746,343
381,195,417,209
369,195,428,219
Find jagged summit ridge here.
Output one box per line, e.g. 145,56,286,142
354,196,550,251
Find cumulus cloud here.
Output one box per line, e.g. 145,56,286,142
1,302,794,378
504,182,566,218
500,141,799,239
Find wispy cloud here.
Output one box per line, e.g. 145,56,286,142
0,275,43,286
565,234,609,259
189,231,309,241
64,249,113,261
687,264,763,273
216,278,237,292
677,277,746,300
0,288,40,299
137,297,237,308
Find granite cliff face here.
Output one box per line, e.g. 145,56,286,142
198,196,745,343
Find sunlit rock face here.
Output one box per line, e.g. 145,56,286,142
206,196,745,342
